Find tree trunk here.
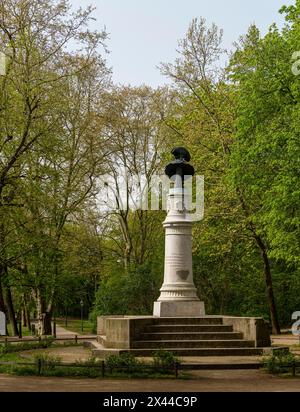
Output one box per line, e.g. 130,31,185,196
0,279,6,313
4,287,19,336
43,312,52,335
22,309,27,327
22,294,31,329
254,234,281,335
236,189,281,335
36,290,52,336
25,305,31,330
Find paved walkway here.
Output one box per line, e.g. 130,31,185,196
54,324,97,341
54,324,96,340
55,324,76,337
0,371,300,392
0,323,96,342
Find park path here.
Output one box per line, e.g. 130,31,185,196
54,324,97,341
0,370,300,392
55,324,76,337
0,323,96,343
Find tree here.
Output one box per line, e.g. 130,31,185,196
228,2,300,330
97,86,171,270
0,0,109,335
229,4,300,267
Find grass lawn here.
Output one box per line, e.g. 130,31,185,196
0,352,33,374
56,318,95,335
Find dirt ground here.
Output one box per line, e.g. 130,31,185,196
20,346,92,363
0,370,300,392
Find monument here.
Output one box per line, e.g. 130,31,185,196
93,148,271,357
0,311,6,336
153,147,205,317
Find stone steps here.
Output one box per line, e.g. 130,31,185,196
126,348,264,357
128,317,259,356
151,317,223,325
140,332,244,341
145,325,234,333
133,339,255,349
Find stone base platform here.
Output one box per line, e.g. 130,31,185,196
93,315,274,358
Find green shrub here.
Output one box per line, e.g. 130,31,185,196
152,350,180,371
12,356,103,378
105,351,180,376
263,351,297,374
34,353,62,372
72,357,103,377
0,343,7,355
106,352,140,373
0,338,54,354
1,351,182,379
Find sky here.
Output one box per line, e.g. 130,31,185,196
70,0,295,87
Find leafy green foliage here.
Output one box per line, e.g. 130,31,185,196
0,338,54,354
229,6,300,266
105,352,179,377
106,353,140,371
263,351,298,374
153,350,180,369
90,262,162,318
34,353,62,372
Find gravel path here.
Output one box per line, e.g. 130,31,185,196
20,346,92,363
0,370,300,392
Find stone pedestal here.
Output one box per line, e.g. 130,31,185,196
153,301,205,317
153,188,205,317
